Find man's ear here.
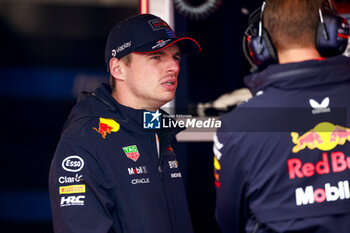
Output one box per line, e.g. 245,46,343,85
110,58,125,81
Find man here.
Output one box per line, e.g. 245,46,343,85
214,0,350,232
49,13,200,233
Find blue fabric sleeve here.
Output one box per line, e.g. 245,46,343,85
49,137,120,233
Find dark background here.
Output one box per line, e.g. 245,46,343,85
0,0,349,232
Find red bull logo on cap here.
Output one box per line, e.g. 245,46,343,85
291,122,350,153
93,118,120,139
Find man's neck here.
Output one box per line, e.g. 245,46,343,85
278,47,322,64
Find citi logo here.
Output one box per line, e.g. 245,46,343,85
309,97,330,114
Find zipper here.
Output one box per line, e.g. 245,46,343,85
158,151,165,180
156,133,164,179
151,132,175,233
252,222,260,233
158,165,163,179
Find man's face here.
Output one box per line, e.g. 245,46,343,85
122,44,181,110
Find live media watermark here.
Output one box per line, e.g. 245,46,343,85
142,107,347,132
143,110,221,131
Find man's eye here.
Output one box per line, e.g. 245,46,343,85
151,56,160,60
174,56,181,62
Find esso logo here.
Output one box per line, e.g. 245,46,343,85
62,155,84,172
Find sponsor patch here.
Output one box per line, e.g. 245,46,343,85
166,146,174,152
128,166,148,175
62,155,84,172
309,97,330,114
58,174,83,184
170,172,182,178
214,157,221,170
213,133,223,160
168,160,178,169
148,19,170,31
93,118,120,139
151,39,172,50
291,122,350,153
131,178,150,185
60,195,85,207
115,41,131,54
295,180,350,206
59,185,86,194
288,151,350,180
122,145,141,162
214,157,221,188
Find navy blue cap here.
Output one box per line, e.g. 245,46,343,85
105,14,201,67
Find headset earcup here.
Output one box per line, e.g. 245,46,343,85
262,28,278,63
316,14,350,57
247,28,278,69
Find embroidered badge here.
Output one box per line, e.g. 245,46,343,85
148,18,170,31
93,118,120,139
122,145,140,162
166,146,174,152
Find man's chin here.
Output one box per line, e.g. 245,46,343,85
156,97,175,108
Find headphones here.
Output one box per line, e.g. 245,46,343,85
243,0,350,73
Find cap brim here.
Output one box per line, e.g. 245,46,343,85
134,37,201,55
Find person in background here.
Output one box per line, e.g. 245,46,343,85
214,0,350,232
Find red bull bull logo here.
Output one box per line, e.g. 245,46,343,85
329,125,350,145
291,122,350,153
93,118,120,139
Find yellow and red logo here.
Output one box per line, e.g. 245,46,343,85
214,157,221,188
59,184,86,194
291,122,350,153
166,146,174,152
93,118,120,139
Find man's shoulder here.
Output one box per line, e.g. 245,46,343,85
61,115,99,139
219,96,275,131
